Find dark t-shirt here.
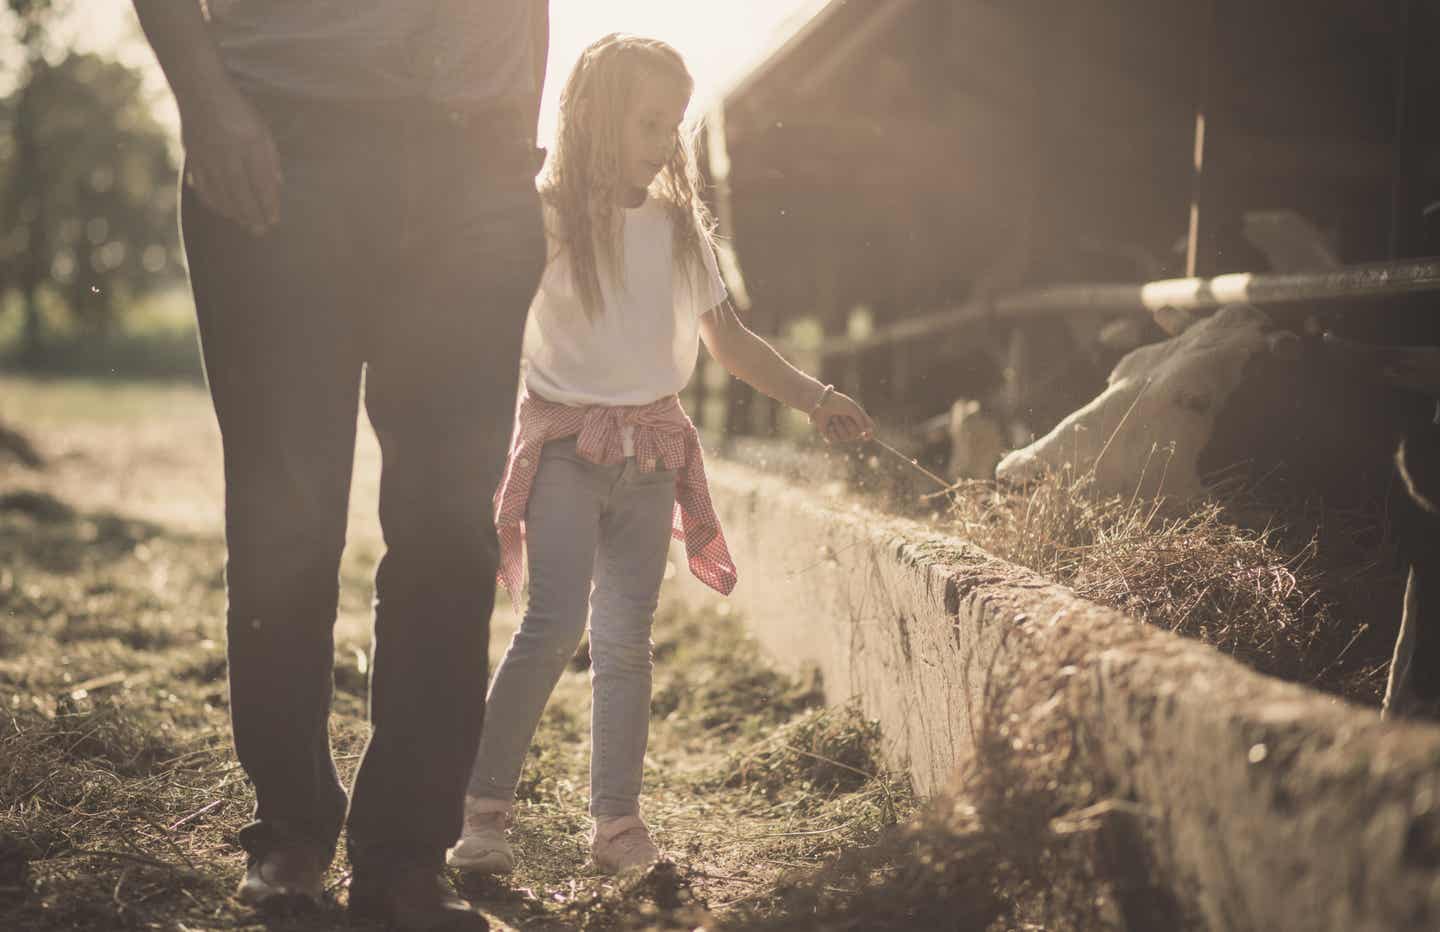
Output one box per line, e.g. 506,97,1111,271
205,0,547,119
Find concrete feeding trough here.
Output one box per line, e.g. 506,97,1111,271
671,458,1440,932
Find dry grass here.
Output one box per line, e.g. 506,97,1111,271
714,609,1200,932
0,483,373,930
1,376,962,931
0,553,923,931
892,464,1402,704
0,479,1125,931
0,376,1245,930
472,603,921,931
821,426,1404,705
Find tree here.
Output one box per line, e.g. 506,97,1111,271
0,1,181,363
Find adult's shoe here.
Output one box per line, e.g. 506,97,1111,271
349,861,490,931
235,843,327,913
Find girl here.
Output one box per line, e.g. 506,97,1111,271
449,34,874,877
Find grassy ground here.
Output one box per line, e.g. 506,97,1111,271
0,289,205,383
2,377,1153,931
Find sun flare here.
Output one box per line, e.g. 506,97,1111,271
540,0,825,141
78,0,827,144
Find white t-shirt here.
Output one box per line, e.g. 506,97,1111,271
522,196,728,410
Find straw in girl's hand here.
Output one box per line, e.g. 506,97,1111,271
870,436,953,494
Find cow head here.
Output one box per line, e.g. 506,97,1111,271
995,304,1297,500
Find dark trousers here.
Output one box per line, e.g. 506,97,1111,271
181,97,545,862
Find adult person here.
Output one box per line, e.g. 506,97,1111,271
129,3,549,929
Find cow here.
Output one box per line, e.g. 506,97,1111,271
907,399,1004,484
995,302,1440,719
905,310,1165,483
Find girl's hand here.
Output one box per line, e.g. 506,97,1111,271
810,390,875,444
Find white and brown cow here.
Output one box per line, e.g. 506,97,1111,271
997,304,1297,499
995,302,1440,719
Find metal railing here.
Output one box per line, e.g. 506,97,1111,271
807,256,1440,361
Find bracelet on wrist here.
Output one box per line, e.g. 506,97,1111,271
809,383,835,417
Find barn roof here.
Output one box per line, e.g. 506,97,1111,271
715,0,920,131
709,0,1435,317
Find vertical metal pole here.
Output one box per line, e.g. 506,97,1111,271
1184,111,1206,277
1186,0,1221,278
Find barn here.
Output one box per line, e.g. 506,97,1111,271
693,0,1440,448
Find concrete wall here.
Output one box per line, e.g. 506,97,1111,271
670,460,1440,931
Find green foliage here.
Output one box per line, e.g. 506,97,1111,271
0,43,181,362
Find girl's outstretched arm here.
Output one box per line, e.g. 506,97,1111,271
699,301,875,444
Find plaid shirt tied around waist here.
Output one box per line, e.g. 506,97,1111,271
494,392,737,604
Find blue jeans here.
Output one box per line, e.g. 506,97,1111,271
465,437,678,819
182,95,546,862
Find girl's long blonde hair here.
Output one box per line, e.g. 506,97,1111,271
542,34,716,320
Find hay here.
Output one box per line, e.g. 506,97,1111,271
722,705,887,800
720,612,1202,932
934,467,1400,702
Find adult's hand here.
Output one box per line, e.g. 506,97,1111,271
182,88,283,235
131,0,279,234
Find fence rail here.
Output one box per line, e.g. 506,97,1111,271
809,256,1440,361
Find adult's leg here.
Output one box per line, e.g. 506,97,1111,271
345,138,546,855
181,140,363,856
587,464,677,819
466,440,609,805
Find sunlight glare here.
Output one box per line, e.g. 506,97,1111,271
541,0,826,142
79,1,827,144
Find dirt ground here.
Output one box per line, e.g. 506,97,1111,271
1,377,1051,931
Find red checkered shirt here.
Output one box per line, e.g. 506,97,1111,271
494,391,737,604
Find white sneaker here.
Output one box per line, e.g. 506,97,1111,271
591,815,660,875
447,803,514,874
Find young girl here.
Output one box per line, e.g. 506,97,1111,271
449,34,874,877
